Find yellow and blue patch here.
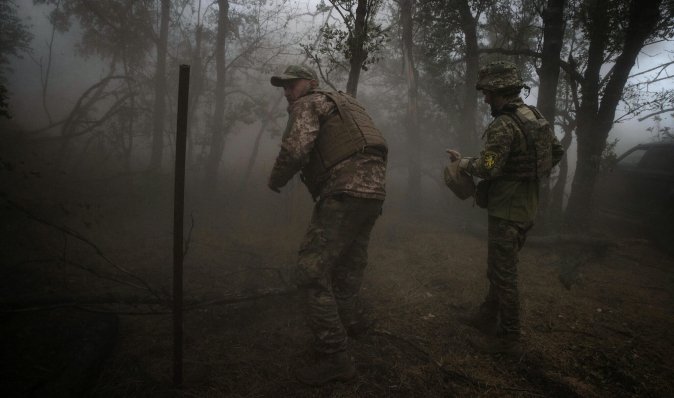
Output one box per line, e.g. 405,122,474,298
483,151,497,169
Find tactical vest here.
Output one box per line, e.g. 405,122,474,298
301,89,388,196
499,104,555,180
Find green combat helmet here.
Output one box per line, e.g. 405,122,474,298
475,61,526,92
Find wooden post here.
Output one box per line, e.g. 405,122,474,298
173,64,190,387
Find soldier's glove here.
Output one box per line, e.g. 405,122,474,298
446,149,461,162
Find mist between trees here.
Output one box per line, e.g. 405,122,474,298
1,0,673,232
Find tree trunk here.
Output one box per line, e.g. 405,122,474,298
187,5,205,169
148,0,170,171
204,0,229,192
346,0,368,97
537,0,566,121
240,95,284,191
457,0,479,151
564,0,609,227
535,0,566,232
122,58,136,174
401,0,421,206
548,126,573,224
565,0,662,228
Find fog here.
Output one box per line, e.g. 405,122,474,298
1,0,673,396
5,0,473,223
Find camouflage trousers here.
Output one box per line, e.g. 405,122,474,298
483,215,533,337
296,194,383,354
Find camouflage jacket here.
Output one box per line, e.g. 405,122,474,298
461,98,564,179
459,97,564,222
268,91,387,201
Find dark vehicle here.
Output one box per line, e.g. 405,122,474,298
595,141,674,246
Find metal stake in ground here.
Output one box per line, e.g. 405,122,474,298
173,64,190,387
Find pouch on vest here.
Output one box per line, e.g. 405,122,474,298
475,179,491,208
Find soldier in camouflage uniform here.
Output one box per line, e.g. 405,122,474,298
446,61,564,356
267,65,387,385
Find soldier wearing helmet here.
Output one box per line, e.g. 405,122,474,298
475,60,528,95
446,61,564,356
267,65,387,385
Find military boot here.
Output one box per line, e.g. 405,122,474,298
345,313,377,339
339,302,377,339
295,351,356,386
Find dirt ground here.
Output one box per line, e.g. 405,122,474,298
2,178,673,398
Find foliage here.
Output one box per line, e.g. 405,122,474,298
484,0,540,51
4,0,673,201
414,0,466,112
0,83,10,118
0,0,33,74
301,0,388,86
567,0,673,95
34,0,155,66
413,0,544,112
620,67,674,124
1,0,33,118
575,0,630,54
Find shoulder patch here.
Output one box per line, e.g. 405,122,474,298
483,151,497,169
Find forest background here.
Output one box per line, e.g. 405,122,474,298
2,0,673,228
1,0,674,396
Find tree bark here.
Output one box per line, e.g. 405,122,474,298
565,0,662,228
537,0,566,122
457,0,479,151
535,0,567,231
346,0,368,96
401,0,421,205
564,0,610,227
548,125,573,224
148,0,170,171
204,0,229,192
187,5,205,168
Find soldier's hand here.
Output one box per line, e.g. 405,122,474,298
446,149,461,162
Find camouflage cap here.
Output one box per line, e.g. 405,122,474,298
270,65,318,87
475,61,524,92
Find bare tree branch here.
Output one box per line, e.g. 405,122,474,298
2,196,163,301
628,60,674,78
637,108,674,121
